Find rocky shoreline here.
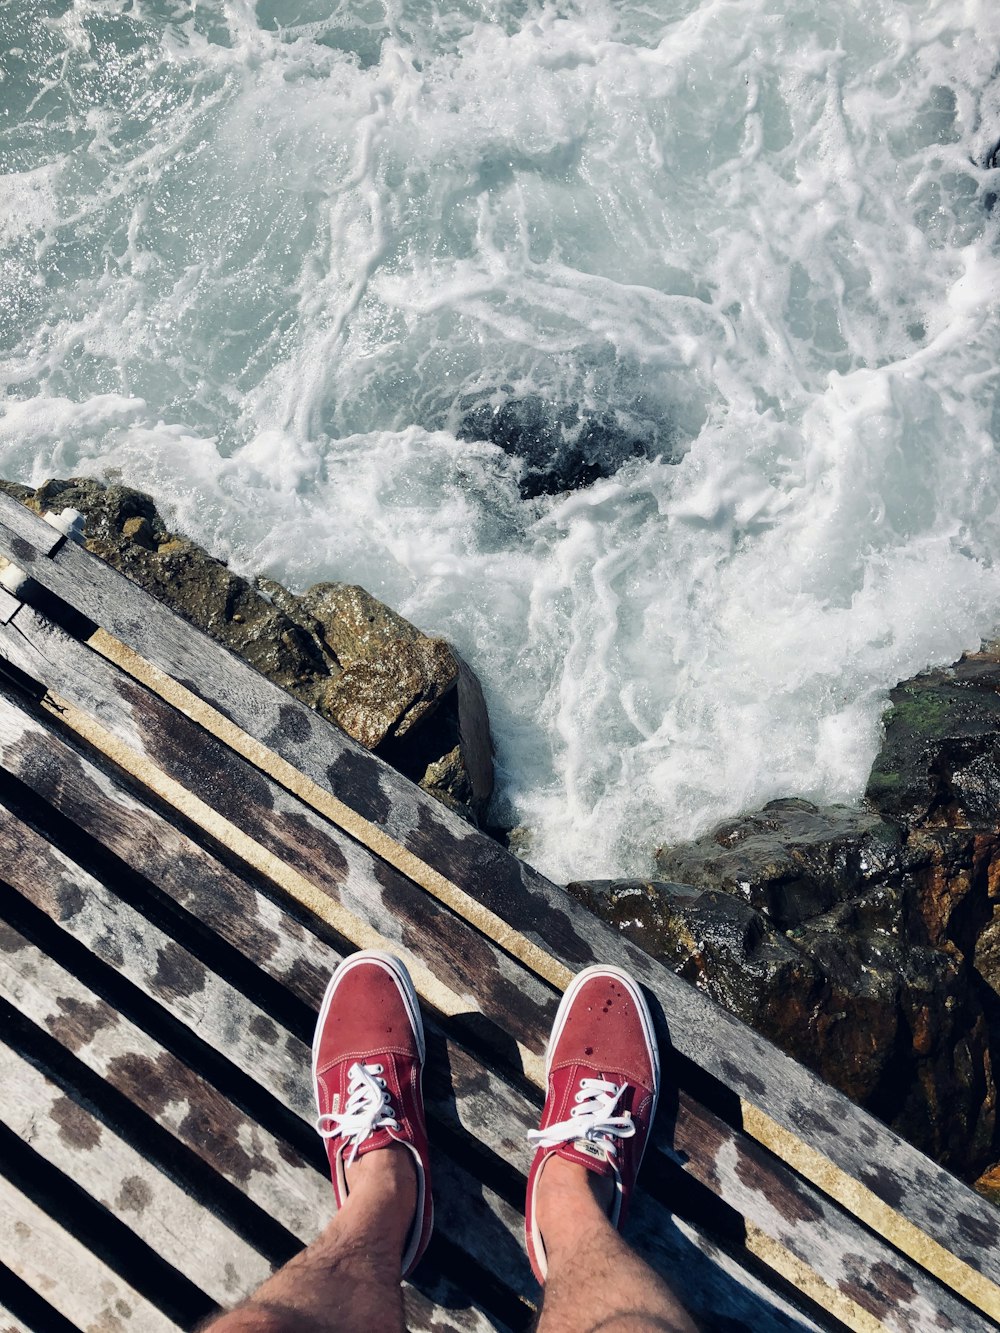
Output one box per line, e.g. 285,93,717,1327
3,476,999,1198
0,477,493,825
574,657,1000,1195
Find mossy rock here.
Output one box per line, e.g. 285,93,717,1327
867,657,1000,828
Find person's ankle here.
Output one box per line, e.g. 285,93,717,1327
535,1154,615,1259
341,1142,418,1259
346,1141,417,1196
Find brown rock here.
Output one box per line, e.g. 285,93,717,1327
1,477,494,820
304,582,493,814
975,1161,1000,1205
305,584,458,743
576,794,999,1177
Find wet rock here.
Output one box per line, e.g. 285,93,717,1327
567,878,828,1060
974,1161,1000,1206
866,652,1000,831
654,798,904,931
0,477,493,820
571,861,996,1175
456,393,663,499
299,582,493,814
302,583,458,743
575,778,1000,1178
16,476,329,697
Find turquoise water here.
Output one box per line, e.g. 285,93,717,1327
2,0,999,880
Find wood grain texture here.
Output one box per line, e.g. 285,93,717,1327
0,912,521,1331
0,497,62,560
0,588,21,626
0,921,330,1242
0,808,317,1122
0,609,558,1073
0,1039,272,1307
0,809,823,1330
0,1174,180,1333
0,1303,32,1333
0,503,998,1314
0,701,987,1331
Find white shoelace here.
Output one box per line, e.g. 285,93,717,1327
316,1061,399,1167
527,1077,636,1152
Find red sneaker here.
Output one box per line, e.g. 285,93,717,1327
524,964,660,1283
312,950,433,1278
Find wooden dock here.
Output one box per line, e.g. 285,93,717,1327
0,487,997,1333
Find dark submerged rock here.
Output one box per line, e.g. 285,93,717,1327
0,477,493,822
456,393,667,499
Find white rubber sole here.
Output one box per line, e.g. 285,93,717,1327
311,949,425,1119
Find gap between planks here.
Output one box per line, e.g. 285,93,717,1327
0,695,967,1333
1,505,998,1313
0,1038,272,1309
35,676,547,1089
0,1174,180,1333
86,627,1000,1325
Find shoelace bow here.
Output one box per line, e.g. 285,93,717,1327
527,1077,636,1153
316,1061,399,1167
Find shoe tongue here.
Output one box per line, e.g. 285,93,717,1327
556,1136,616,1176
352,1126,397,1160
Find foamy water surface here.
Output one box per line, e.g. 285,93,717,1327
2,0,1000,880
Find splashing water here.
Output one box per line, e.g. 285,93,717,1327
2,0,999,881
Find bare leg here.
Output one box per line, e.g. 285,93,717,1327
201,1144,415,1333
536,1158,697,1333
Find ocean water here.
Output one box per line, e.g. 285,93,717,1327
2,0,999,882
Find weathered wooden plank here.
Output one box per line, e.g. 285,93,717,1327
0,588,21,625
0,812,824,1331
0,921,329,1242
0,807,317,1122
0,516,997,1312
0,497,63,560
0,937,501,1333
0,499,574,993
0,707,983,1331
0,707,825,1328
0,1303,31,1333
668,1093,995,1333
0,1039,272,1307
0,1052,494,1333
0,920,522,1332
0,610,559,1074
0,1173,180,1333
0,692,334,1011
0,653,994,1326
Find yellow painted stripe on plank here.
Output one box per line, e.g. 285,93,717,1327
88,628,1000,1324
742,1104,1000,1324
90,629,573,992
41,685,546,1091
744,1224,889,1333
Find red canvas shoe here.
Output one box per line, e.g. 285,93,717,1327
312,950,433,1278
524,964,660,1283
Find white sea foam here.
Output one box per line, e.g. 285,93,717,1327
2,0,999,881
